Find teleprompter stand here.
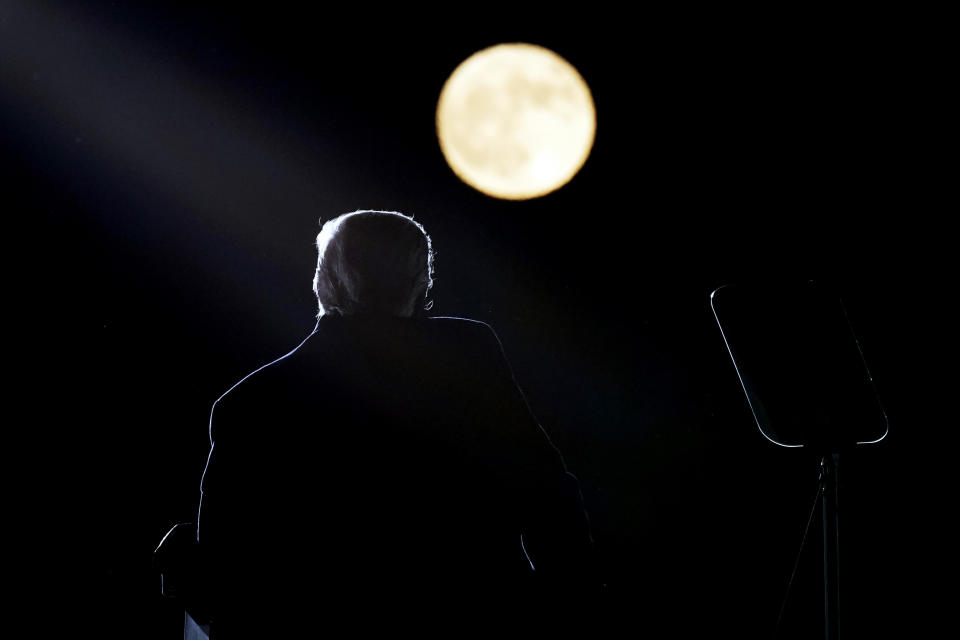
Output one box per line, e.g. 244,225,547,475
821,453,840,640
711,281,887,639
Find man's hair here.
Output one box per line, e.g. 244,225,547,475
312,210,434,317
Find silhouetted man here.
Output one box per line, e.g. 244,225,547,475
195,210,594,636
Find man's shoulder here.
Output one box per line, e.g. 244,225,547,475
208,329,319,433
425,315,510,353
423,316,513,375
425,315,499,340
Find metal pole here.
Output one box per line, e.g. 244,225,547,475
822,453,840,639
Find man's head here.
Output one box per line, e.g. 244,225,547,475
313,210,434,318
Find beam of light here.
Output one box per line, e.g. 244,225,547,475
0,1,363,338
436,43,596,200
0,2,341,224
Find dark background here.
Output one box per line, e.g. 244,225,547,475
3,2,942,637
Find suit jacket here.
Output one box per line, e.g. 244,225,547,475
197,315,593,634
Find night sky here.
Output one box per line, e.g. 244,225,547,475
3,2,938,637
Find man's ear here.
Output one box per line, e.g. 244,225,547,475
406,284,431,318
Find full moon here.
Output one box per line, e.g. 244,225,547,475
436,43,596,200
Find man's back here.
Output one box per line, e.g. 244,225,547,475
198,315,592,634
